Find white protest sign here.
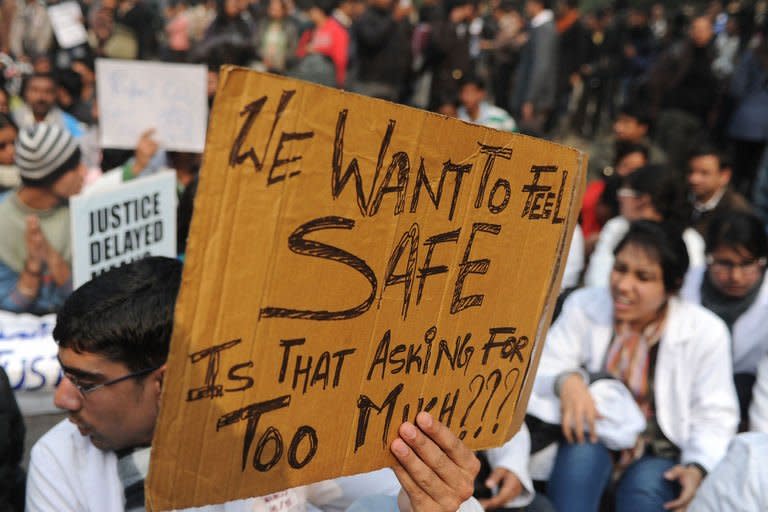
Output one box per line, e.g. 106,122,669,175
48,2,88,49
70,172,178,289
96,59,208,152
0,311,60,415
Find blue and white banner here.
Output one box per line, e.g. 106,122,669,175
0,311,61,414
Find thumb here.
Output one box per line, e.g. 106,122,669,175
485,467,508,488
664,465,682,481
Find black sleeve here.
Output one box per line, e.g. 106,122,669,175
0,367,25,512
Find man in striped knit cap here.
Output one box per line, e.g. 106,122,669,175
0,122,85,314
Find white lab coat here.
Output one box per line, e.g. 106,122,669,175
561,224,584,290
689,432,768,511
681,266,768,375
750,354,768,432
530,287,739,471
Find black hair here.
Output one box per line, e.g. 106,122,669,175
614,141,649,166
53,257,183,372
614,220,690,293
313,0,338,15
623,164,690,227
459,73,486,90
54,69,84,103
0,112,17,132
705,211,768,259
20,72,57,99
72,54,96,73
618,103,653,129
21,147,82,188
196,41,254,70
687,142,730,171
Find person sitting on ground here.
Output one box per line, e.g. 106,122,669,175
681,211,768,431
533,221,738,512
0,124,84,315
25,256,492,511
457,74,517,132
686,143,751,237
584,164,705,288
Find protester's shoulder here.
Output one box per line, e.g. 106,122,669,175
599,216,629,240
560,287,612,321
668,296,730,345
723,188,752,212
30,419,95,468
32,419,79,454
679,265,705,303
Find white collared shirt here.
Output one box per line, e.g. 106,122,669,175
530,9,554,28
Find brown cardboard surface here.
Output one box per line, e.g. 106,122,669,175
146,67,586,510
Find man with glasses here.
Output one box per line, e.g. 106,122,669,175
682,212,768,430
26,257,489,511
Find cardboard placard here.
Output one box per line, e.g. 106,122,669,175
96,59,208,152
148,68,586,510
48,2,88,49
70,172,178,289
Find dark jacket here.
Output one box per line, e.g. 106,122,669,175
512,18,558,112
352,6,412,95
557,13,587,94
691,187,752,236
0,367,24,512
649,39,719,121
426,19,472,109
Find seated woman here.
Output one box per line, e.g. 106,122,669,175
534,221,738,511
584,164,705,287
681,211,768,430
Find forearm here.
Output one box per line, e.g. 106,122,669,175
0,261,39,312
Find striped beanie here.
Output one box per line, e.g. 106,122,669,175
15,124,80,185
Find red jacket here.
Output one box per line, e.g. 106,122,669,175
297,17,349,87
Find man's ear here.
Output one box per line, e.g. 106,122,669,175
721,166,733,186
154,364,167,395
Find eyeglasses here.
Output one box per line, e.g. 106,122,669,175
62,366,161,397
707,256,767,275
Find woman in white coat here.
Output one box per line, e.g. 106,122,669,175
534,221,738,512
681,211,768,430
584,164,705,288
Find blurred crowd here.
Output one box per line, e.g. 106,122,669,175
3,0,768,511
